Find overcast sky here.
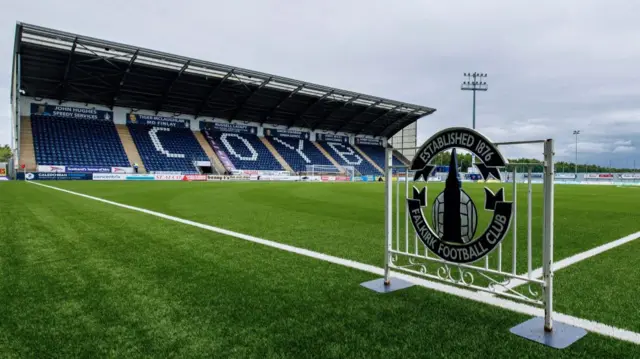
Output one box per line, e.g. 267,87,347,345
1,0,639,167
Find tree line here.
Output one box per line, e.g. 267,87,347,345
430,150,638,173
0,145,11,163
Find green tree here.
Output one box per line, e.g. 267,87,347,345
430,152,637,173
0,145,11,163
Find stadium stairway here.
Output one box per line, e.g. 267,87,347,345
312,142,345,174
318,141,381,175
19,116,36,171
353,144,384,173
194,131,225,174
259,137,294,173
116,124,146,173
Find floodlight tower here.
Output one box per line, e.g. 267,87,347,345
573,130,580,176
461,72,488,170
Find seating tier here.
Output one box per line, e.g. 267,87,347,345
203,130,283,171
356,144,404,173
128,125,207,173
31,115,129,167
267,137,334,173
317,141,382,175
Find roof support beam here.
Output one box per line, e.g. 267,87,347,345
57,37,78,104
260,84,304,124
75,42,122,71
336,99,382,133
193,69,234,118
68,83,111,108
69,72,123,84
288,90,334,128
72,65,114,89
23,76,63,83
228,77,272,121
355,105,401,135
155,60,190,114
379,109,418,138
317,95,360,131
111,49,138,107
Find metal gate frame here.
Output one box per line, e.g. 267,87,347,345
382,139,556,331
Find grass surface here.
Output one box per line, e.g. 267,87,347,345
1,181,639,358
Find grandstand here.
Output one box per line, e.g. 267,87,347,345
9,22,436,177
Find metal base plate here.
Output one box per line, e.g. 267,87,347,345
360,277,415,293
510,317,588,349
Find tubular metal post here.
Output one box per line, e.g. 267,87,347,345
424,182,429,258
497,166,503,272
471,89,476,167
414,176,419,256
512,166,517,275
527,166,533,278
498,242,502,272
404,167,409,253
396,170,400,251
383,148,393,285
542,139,555,331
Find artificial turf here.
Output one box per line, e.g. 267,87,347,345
0,181,638,358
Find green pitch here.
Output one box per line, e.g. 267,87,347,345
0,181,638,358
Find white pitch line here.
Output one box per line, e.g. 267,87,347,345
496,231,640,294
27,181,640,345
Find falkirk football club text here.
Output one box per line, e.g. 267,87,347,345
407,199,513,263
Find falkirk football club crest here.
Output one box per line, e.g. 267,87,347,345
407,127,514,264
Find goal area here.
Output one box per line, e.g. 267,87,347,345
305,165,357,178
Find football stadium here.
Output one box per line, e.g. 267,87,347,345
2,22,640,358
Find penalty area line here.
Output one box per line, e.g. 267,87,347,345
28,181,640,345
496,230,640,294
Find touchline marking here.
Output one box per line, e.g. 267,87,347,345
496,231,640,294
28,181,640,345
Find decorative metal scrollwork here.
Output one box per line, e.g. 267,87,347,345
436,264,475,286
391,254,543,303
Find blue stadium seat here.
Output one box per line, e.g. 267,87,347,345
317,141,382,175
128,125,208,173
266,137,334,173
202,130,283,171
356,144,405,173
31,115,129,167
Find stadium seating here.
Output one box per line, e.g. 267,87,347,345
128,125,208,173
203,130,283,171
266,137,334,173
31,115,130,167
317,141,382,175
356,144,404,172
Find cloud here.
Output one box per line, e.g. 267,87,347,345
614,140,633,146
613,145,636,153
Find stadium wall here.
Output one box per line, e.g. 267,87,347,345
389,122,417,159
20,97,388,145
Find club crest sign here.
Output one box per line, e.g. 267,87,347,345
407,127,514,264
